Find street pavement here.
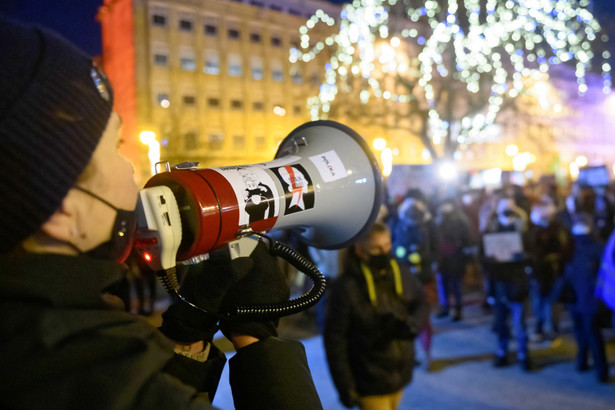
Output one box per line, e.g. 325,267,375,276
210,301,615,410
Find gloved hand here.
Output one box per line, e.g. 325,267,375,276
340,389,360,408
378,312,417,340
159,248,255,343
219,240,290,341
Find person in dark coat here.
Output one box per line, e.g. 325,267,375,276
391,190,438,368
324,221,427,409
434,198,473,321
482,197,533,371
528,199,570,341
559,213,610,383
0,17,322,410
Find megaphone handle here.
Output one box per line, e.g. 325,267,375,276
227,238,327,321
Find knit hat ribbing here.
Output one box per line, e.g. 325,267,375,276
0,17,114,252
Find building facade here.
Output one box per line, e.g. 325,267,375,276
98,0,339,184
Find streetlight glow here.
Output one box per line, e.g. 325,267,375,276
372,138,387,151
505,144,519,156
575,155,589,167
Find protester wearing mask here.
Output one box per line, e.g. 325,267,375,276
324,221,427,409
528,199,569,343
557,213,610,383
482,197,533,371
0,17,322,409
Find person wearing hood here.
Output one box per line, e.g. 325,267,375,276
481,197,533,371
0,17,322,410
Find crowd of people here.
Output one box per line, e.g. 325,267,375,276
316,179,615,408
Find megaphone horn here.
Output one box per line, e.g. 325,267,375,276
141,120,383,264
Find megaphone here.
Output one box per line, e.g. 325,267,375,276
135,120,382,318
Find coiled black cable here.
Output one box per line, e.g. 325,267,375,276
156,234,327,321
227,237,327,320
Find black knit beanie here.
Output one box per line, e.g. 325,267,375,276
0,17,114,252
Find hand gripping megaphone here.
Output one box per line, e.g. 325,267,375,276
135,120,383,319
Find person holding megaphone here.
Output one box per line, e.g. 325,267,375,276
0,17,323,410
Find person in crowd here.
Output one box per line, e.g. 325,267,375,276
481,196,533,371
391,189,438,369
434,198,474,321
0,17,322,409
324,221,427,409
528,198,570,342
308,246,342,332
558,213,610,383
596,228,615,328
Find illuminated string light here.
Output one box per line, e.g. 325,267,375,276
291,0,612,147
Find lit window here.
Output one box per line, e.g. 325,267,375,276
152,14,166,26
180,57,196,71
228,55,242,77
209,134,224,150
252,67,263,80
179,20,193,31
157,93,169,104
184,132,198,150
228,29,240,40
204,52,219,74
272,69,283,82
250,33,261,43
183,95,196,106
154,53,168,66
233,135,245,149
204,24,217,36
255,136,266,149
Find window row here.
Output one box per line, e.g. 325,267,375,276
153,53,306,83
151,13,284,46
155,93,303,115
175,132,268,151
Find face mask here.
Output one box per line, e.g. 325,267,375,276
571,223,591,236
73,186,138,263
367,253,391,271
530,211,548,227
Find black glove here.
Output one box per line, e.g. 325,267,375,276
219,241,290,341
159,248,255,343
340,390,360,408
378,312,417,340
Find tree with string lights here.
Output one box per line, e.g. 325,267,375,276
291,0,612,161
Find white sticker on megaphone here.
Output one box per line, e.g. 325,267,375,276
309,150,347,182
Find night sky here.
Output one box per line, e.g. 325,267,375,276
1,0,614,57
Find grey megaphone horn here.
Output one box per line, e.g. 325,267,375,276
135,120,382,318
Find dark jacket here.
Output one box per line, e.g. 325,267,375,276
561,234,605,313
0,253,322,410
392,219,438,283
324,257,426,402
529,222,570,296
435,210,473,277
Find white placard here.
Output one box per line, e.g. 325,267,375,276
309,150,347,182
482,231,524,262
